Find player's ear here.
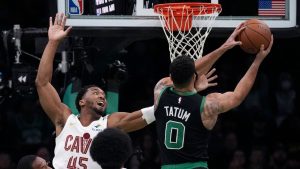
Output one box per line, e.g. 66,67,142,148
79,99,85,107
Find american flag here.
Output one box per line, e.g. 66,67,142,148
258,0,286,16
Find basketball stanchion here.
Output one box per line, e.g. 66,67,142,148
154,2,222,62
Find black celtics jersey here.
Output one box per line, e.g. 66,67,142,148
155,86,210,167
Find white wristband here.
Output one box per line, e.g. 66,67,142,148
141,105,155,124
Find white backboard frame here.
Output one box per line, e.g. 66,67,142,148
58,0,297,28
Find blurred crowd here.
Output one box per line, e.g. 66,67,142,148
0,46,299,169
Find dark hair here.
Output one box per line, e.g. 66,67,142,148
169,55,196,87
90,128,132,169
75,84,99,112
17,155,36,169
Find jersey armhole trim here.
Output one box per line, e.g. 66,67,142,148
200,96,206,114
157,86,170,106
55,114,73,140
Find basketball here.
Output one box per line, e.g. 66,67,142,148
238,19,272,54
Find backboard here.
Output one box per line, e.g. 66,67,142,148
58,0,297,29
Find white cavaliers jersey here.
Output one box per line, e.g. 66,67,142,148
53,114,108,169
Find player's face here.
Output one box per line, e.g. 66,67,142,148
82,87,107,114
32,157,52,169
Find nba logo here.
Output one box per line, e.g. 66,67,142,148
68,0,84,15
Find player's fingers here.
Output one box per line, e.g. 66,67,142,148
54,13,59,25
59,13,64,25
208,82,218,87
260,44,265,52
208,75,218,82
206,68,216,77
235,23,242,30
233,23,245,34
232,26,246,38
56,13,62,25
49,17,53,27
235,41,242,46
61,15,67,27
65,26,72,34
266,35,274,51
236,26,246,34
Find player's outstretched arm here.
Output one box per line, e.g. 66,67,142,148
107,106,155,132
35,13,72,127
107,66,218,132
195,23,245,76
204,35,273,115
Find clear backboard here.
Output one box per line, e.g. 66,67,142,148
58,0,297,29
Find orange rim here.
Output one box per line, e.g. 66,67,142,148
154,2,222,16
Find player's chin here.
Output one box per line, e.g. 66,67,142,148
95,107,105,115
96,111,104,116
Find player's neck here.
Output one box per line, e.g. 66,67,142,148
173,85,196,93
78,109,101,126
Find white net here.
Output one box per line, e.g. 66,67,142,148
155,3,221,62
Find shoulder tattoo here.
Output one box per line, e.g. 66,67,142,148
206,101,223,115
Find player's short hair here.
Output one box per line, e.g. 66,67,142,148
169,55,196,88
90,128,132,169
75,84,99,112
17,155,36,169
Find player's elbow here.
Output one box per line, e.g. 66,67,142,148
35,77,47,87
231,93,245,108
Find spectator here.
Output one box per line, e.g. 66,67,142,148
36,147,51,165
0,152,14,169
274,72,296,126
228,150,246,169
248,146,267,169
268,143,288,169
17,155,51,169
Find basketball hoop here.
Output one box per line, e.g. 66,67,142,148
154,2,222,62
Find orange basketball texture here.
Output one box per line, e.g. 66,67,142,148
238,19,272,54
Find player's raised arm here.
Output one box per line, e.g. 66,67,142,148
195,23,245,76
35,13,72,128
204,35,273,116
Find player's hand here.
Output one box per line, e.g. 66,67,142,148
48,13,72,42
221,23,245,51
195,68,218,92
256,35,273,62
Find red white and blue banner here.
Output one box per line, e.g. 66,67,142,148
258,0,286,16
68,0,84,15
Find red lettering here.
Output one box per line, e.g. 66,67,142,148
71,136,80,153
67,156,77,169
67,156,88,169
64,135,73,151
79,157,88,169
81,138,92,154
65,135,92,154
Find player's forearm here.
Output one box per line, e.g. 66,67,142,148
115,106,155,132
233,59,261,103
36,40,60,86
114,111,146,132
195,46,226,75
